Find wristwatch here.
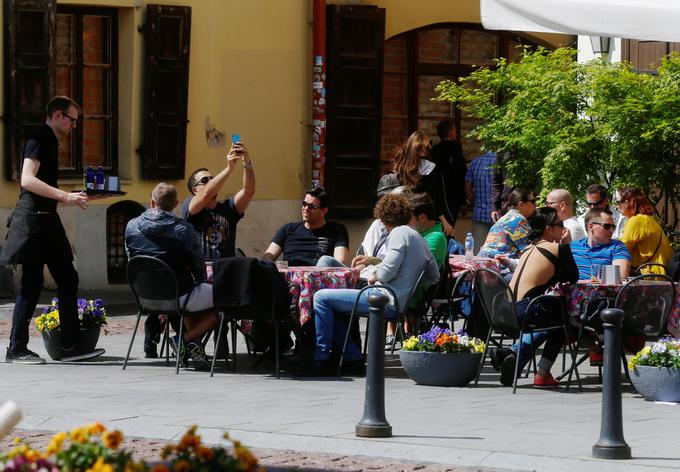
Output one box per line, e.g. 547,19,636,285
242,161,253,169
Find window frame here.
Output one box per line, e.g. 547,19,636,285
55,5,118,179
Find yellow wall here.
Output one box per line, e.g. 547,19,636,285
0,0,313,208
329,0,574,46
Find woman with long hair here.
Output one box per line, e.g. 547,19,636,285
389,130,454,236
615,187,672,273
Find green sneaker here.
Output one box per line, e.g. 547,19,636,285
169,335,189,368
187,341,211,371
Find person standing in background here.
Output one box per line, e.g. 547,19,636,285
465,151,497,252
430,120,466,233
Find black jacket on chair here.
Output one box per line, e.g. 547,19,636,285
212,257,290,320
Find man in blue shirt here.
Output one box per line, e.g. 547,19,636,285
570,207,631,280
465,151,496,252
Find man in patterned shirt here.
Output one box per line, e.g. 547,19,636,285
465,151,497,252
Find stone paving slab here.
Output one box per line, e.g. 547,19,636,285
0,317,679,472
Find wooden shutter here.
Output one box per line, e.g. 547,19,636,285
622,39,680,72
4,0,56,181
142,4,191,180
325,5,385,218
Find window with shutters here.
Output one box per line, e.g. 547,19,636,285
55,6,118,178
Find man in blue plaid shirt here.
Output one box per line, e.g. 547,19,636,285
465,151,496,252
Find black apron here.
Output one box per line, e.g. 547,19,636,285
0,204,73,266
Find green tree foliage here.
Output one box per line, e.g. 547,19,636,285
435,47,680,227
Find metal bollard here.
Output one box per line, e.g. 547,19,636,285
592,308,631,459
355,292,392,438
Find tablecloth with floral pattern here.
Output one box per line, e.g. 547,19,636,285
448,255,501,277
552,282,680,338
280,266,360,325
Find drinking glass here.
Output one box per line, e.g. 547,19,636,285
590,264,603,283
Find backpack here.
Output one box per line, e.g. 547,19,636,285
376,172,401,198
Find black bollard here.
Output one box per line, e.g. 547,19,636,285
592,308,631,459
355,292,392,438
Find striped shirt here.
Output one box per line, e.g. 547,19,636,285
465,152,496,224
570,237,631,280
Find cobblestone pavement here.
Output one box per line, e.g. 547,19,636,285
0,429,506,472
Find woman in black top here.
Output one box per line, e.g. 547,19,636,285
496,207,578,388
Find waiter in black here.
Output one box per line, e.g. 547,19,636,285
1,96,103,364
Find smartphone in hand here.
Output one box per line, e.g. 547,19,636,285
231,133,241,144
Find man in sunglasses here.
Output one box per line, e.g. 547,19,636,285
576,184,627,239
183,141,255,260
263,187,349,267
570,207,631,281
1,96,106,364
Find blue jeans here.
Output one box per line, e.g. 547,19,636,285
316,255,346,268
313,288,396,362
511,298,565,372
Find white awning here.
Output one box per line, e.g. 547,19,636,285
481,0,680,42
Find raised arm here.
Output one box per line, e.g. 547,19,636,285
187,145,241,215
233,143,255,215
21,157,88,209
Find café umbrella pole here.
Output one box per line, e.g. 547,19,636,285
592,308,631,459
356,292,392,438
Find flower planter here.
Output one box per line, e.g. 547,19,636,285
41,326,101,360
399,350,482,387
630,365,680,403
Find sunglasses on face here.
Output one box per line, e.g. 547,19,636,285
302,201,320,210
62,112,78,124
591,221,616,231
195,175,213,186
587,198,606,207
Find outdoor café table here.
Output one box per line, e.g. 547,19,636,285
551,281,680,338
448,254,501,278
279,266,360,326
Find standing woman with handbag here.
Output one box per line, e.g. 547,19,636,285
615,187,673,274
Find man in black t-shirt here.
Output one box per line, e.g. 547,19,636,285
263,187,349,267
183,141,255,260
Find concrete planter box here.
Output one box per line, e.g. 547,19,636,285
399,350,481,387
630,365,680,402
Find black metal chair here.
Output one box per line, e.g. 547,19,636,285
337,270,427,376
125,255,208,374
211,257,281,378
635,262,668,276
562,273,676,387
473,268,579,393
429,268,473,332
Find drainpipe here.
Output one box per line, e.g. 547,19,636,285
311,0,326,187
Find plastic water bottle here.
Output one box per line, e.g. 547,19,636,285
464,232,475,259
85,166,95,190
96,166,105,191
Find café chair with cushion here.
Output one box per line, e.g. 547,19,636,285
211,257,281,378
473,268,579,394
125,255,209,374
337,270,426,376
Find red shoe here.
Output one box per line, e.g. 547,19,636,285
533,373,559,389
589,349,603,366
